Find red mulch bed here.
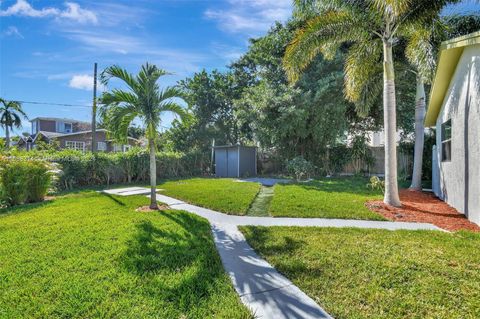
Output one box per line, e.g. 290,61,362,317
366,189,480,232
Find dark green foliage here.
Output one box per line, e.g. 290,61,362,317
400,129,436,182
327,145,352,175
0,158,52,206
6,148,202,191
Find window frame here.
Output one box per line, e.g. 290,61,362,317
122,144,132,152
65,141,85,152
113,144,122,152
97,141,107,152
441,119,452,162
64,122,73,133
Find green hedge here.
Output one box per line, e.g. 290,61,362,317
6,148,203,190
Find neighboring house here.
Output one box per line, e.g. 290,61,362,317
17,117,139,152
345,130,403,147
365,130,404,147
425,31,480,226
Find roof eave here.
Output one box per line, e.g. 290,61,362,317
425,31,480,127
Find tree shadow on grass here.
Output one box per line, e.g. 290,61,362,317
99,192,127,206
0,200,55,217
121,211,232,313
242,226,313,276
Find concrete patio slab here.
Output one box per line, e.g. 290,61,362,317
102,187,166,196
102,187,146,194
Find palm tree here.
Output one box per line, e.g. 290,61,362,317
100,63,188,209
0,99,28,149
404,26,437,190
283,0,459,206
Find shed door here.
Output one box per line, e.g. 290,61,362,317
215,149,228,177
227,148,238,177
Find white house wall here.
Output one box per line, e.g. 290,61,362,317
435,44,480,225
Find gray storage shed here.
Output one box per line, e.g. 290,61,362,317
214,145,257,178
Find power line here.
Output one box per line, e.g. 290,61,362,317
13,100,93,108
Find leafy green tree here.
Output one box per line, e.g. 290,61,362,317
283,0,460,206
233,22,381,169
0,99,27,149
100,63,188,209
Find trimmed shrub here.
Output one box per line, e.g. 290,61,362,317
0,158,53,206
286,156,315,181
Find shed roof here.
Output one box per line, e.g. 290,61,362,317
425,31,480,126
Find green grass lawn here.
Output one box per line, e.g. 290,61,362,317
241,226,480,319
269,177,385,220
158,178,261,215
0,192,251,319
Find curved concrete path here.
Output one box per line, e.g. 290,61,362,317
149,193,441,319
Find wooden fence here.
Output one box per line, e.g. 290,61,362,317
342,146,412,176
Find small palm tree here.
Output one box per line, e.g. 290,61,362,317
0,99,28,149
100,63,188,209
283,0,458,206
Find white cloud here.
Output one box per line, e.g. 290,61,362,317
205,0,291,35
0,0,97,24
63,30,142,54
58,2,97,24
69,74,104,91
2,26,24,38
210,42,244,62
0,0,59,17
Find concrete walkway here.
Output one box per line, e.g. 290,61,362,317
145,193,441,319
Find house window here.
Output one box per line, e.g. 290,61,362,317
65,141,85,152
441,119,451,162
123,144,132,152
97,142,107,151
32,120,38,134
113,144,122,152
64,123,72,133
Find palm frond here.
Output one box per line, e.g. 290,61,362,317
100,90,138,106
284,10,369,83
160,101,190,123
403,25,436,82
344,40,383,115
293,0,348,20
371,0,412,19
0,99,27,128
101,65,139,92
102,104,138,142
100,63,188,141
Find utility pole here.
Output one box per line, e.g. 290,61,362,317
211,138,215,175
91,62,97,153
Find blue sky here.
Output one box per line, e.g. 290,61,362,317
0,0,292,135
0,0,478,136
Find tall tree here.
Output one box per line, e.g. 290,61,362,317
283,0,459,206
100,63,188,209
0,99,27,149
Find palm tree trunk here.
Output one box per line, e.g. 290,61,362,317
149,138,158,209
382,40,401,207
5,125,10,150
410,76,426,191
